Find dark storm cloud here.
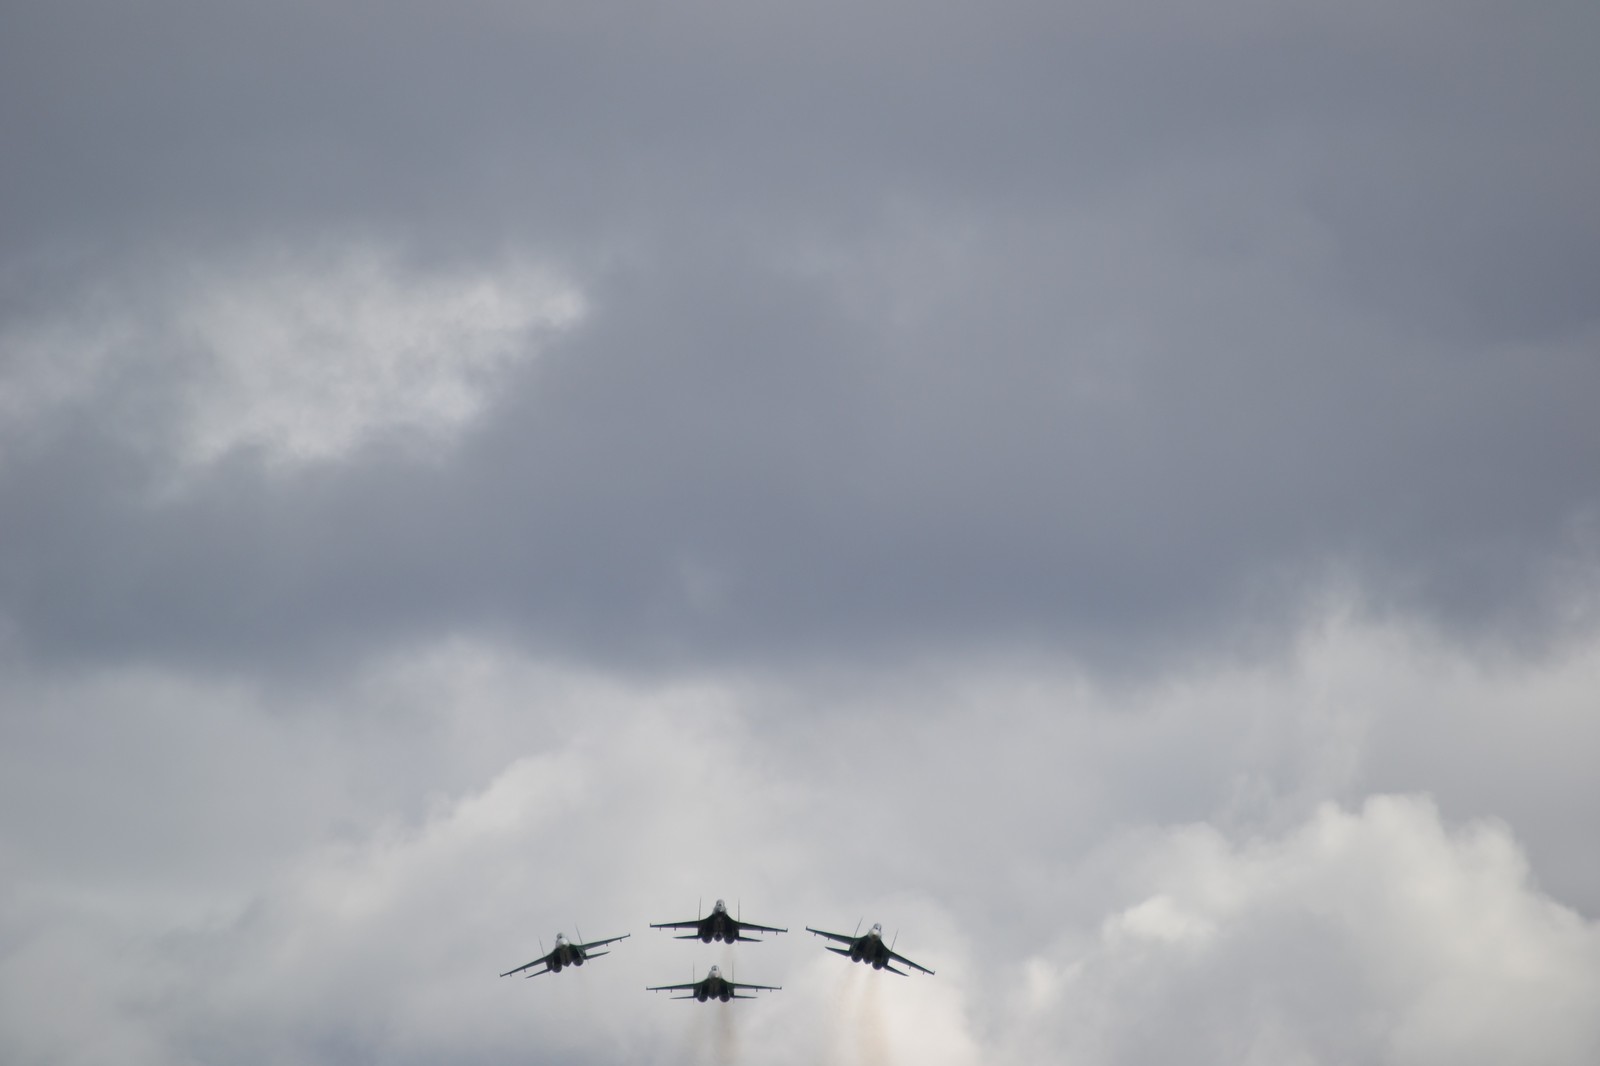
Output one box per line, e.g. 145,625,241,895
6,230,1596,675
3,0,1598,676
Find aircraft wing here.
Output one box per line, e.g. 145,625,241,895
576,933,630,952
499,948,554,978
646,980,699,993
649,918,702,930
804,926,856,945
886,948,935,976
728,980,782,992
736,919,788,935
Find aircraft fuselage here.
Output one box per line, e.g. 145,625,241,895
546,935,588,972
843,925,895,968
695,978,735,1001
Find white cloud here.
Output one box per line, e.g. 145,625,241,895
3,621,1598,1065
172,249,583,469
0,246,585,473
1036,796,1600,1066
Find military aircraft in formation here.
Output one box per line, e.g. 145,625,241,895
647,964,781,1002
501,900,932,992
650,898,788,943
805,922,935,976
498,931,630,978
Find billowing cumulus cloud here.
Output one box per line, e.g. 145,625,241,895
4,621,1598,1064
1039,796,1600,1066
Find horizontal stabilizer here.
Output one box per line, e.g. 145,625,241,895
885,964,908,976
675,934,701,940
586,950,610,959
826,946,851,957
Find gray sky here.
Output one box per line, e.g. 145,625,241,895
2,3,1598,1064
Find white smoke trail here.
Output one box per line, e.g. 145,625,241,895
826,966,865,1065
684,996,710,1065
714,1001,739,1066
857,969,891,1066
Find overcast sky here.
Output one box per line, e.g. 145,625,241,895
2,3,1598,1064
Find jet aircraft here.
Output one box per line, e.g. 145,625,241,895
805,922,934,975
647,964,781,1001
499,931,629,978
650,898,787,943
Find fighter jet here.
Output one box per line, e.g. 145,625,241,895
499,931,629,978
805,922,934,975
650,898,787,943
647,964,781,1002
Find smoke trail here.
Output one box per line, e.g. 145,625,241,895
684,998,710,1066
829,966,864,1064
856,969,890,1066
713,1001,739,1066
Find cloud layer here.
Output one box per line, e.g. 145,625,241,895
2,2,1596,1063
4,623,1598,1064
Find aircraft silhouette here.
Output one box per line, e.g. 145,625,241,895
806,922,933,976
499,931,629,978
650,898,786,943
647,964,781,1001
